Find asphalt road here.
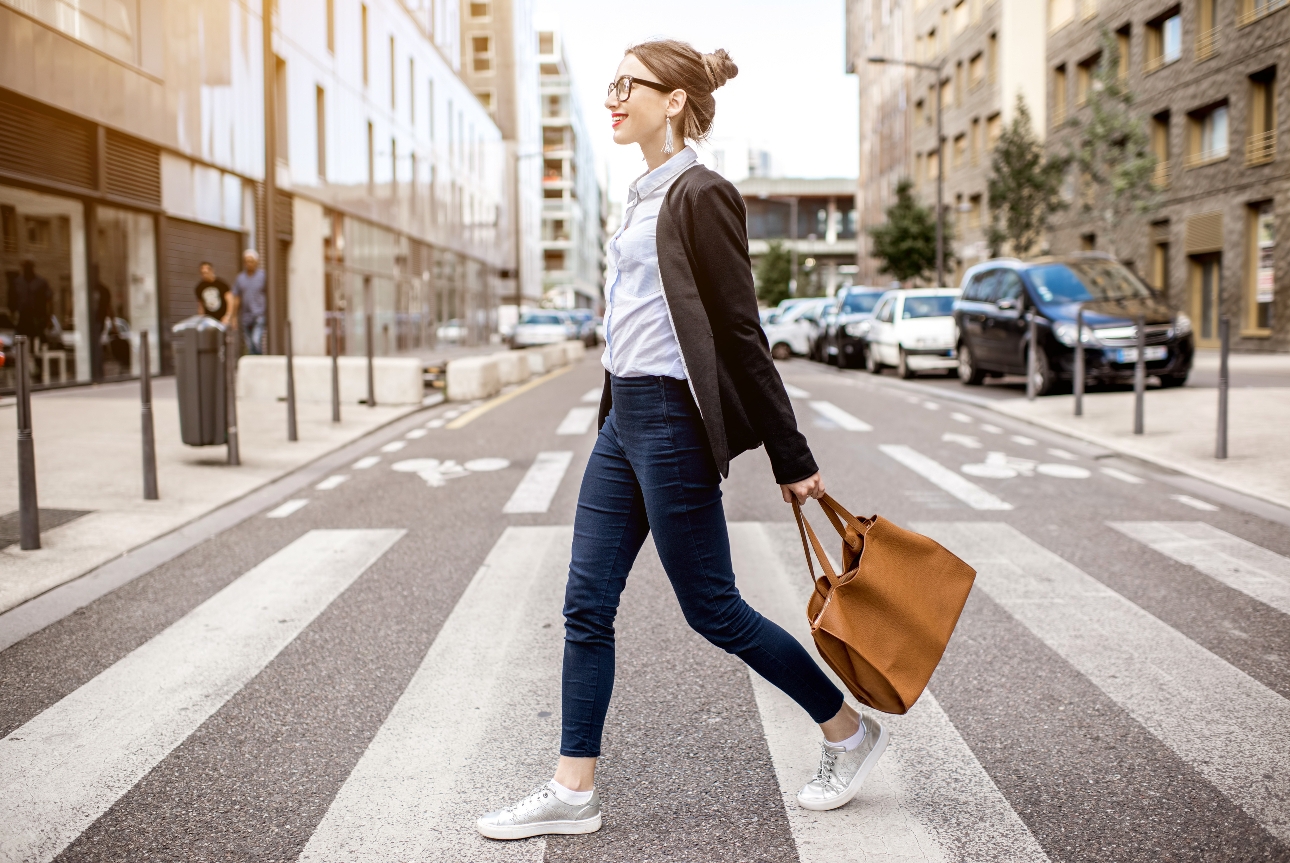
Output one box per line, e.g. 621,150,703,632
2,355,1288,863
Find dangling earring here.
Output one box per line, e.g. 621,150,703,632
662,113,675,155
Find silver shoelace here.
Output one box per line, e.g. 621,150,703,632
813,744,841,783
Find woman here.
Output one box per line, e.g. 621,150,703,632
477,39,888,841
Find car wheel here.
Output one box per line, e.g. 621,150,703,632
957,342,986,385
898,349,916,379
1160,372,1188,388
1030,346,1057,396
771,342,793,361
866,344,883,374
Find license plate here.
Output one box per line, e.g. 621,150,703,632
1115,346,1167,363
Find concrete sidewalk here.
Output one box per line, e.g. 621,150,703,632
0,377,422,613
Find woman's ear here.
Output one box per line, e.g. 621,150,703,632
669,89,688,119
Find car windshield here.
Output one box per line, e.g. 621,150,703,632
1028,260,1155,303
522,313,563,325
841,293,881,314
901,295,956,318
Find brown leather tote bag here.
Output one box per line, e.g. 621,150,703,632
792,494,976,715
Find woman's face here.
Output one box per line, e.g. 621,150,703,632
605,54,681,148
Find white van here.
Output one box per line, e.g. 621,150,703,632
865,288,961,378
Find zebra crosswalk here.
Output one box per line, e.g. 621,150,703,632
1,516,1288,861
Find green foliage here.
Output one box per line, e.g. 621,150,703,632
987,95,1070,257
755,240,793,307
868,178,950,284
1068,29,1159,257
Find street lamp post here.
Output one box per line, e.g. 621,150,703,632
868,56,946,287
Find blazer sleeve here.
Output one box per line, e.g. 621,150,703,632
686,178,819,485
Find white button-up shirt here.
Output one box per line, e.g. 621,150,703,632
600,147,698,379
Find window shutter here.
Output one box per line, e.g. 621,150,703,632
1185,211,1223,254
104,130,161,206
0,91,95,190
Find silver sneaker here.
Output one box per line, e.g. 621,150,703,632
476,783,602,840
796,712,889,811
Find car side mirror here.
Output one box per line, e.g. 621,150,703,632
996,298,1017,311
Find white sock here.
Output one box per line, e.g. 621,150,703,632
827,718,867,752
548,779,593,806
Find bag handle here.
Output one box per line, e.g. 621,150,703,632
792,499,841,594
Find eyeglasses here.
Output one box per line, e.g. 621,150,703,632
606,75,673,102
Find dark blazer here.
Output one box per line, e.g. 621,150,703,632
597,164,818,486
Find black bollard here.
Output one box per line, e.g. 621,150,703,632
330,316,341,423
1217,315,1229,459
14,336,40,550
1133,314,1146,435
225,326,241,465
140,331,158,500
285,320,298,442
1074,306,1085,417
1025,311,1036,401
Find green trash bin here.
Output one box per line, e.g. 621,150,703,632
172,315,227,446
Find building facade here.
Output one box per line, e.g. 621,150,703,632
1045,0,1289,352
536,30,604,311
736,178,859,297
0,0,511,396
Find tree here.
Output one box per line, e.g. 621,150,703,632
1068,29,1158,258
755,240,793,307
987,95,1069,257
868,178,949,284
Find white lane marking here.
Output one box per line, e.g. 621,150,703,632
731,524,1051,863
918,522,1290,845
443,409,463,419
580,387,602,403
783,383,811,399
299,526,566,863
404,428,427,439
809,401,873,432
1047,448,1077,460
266,499,309,518
425,418,447,429
1109,522,1290,618
464,457,510,472
1036,463,1090,479
1101,467,1146,484
315,475,349,491
352,456,381,469
942,432,983,449
1172,494,1219,512
556,406,598,436
950,412,973,424
1010,435,1037,446
0,529,404,863
380,440,407,453
881,445,1013,510
503,451,574,514
922,401,940,410
980,424,1004,434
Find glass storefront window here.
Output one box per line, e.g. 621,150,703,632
1255,203,1275,331
94,206,159,377
1,185,89,387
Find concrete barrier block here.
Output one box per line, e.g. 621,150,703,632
561,340,586,363
541,344,567,371
237,356,425,405
490,351,531,386
523,346,548,375
446,356,502,401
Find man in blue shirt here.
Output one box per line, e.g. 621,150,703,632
231,250,267,355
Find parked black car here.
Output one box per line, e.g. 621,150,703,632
953,254,1194,395
824,287,886,368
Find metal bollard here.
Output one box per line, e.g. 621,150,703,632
1073,306,1085,417
330,316,341,423
285,320,298,442
225,326,241,465
1025,311,1036,401
1216,315,1230,459
140,332,158,500
1133,314,1146,435
365,312,376,408
14,336,40,550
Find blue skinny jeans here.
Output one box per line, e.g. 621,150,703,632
560,374,844,758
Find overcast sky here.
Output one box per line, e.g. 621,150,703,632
532,0,858,205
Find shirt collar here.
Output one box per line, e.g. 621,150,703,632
628,146,698,204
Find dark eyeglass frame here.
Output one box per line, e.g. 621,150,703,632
607,75,674,102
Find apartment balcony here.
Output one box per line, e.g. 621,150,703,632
1194,28,1220,60
1151,160,1172,187
1184,147,1228,169
1238,0,1287,27
1247,130,1277,166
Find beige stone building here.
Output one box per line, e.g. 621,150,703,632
1045,0,1289,352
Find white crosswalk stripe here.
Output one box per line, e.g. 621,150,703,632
0,529,405,863
918,522,1290,845
300,526,568,863
503,451,574,514
809,401,873,431
556,406,598,435
1110,521,1290,617
581,386,602,403
880,444,1013,510
730,523,1051,863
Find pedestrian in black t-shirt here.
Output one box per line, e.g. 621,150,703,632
194,262,231,322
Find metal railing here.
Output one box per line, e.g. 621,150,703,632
1184,147,1228,168
1080,0,1098,18
1247,130,1277,165
1238,0,1288,27
1195,27,1220,60
1151,160,1172,187
1144,53,1166,74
